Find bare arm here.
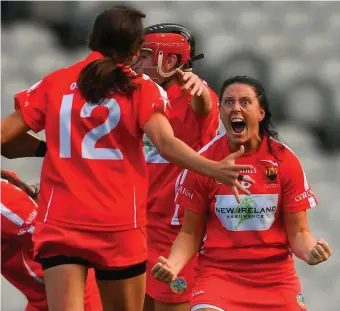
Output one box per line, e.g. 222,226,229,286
191,85,212,116
1,110,31,145
152,209,206,282
144,112,255,197
176,69,212,116
284,211,331,265
2,132,45,158
144,112,217,178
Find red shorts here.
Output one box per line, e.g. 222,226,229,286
190,269,308,311
33,222,147,269
146,225,197,304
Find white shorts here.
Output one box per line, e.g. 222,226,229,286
191,304,225,311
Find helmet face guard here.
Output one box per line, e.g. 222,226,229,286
140,23,204,78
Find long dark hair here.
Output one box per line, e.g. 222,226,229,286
1,170,39,201
219,76,284,158
77,5,146,103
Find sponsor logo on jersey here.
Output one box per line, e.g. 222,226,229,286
295,189,314,202
240,168,256,174
192,290,205,297
215,168,256,185
143,135,155,153
296,292,306,308
215,194,278,231
178,186,193,200
18,210,37,236
260,159,278,166
143,134,169,163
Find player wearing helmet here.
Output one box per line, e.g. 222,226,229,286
135,24,220,311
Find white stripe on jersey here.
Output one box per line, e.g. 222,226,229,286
177,131,226,189
171,132,226,225
21,251,44,284
270,137,309,191
1,203,24,227
133,186,137,228
270,137,315,208
43,187,54,223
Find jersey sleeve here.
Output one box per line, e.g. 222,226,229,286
15,79,48,133
138,75,170,129
175,169,210,214
280,148,318,213
1,181,38,238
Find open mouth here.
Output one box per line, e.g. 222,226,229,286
231,118,246,134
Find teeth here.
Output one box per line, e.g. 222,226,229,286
231,118,244,123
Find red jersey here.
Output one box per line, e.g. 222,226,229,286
175,133,318,276
144,82,219,236
1,173,102,311
15,52,169,232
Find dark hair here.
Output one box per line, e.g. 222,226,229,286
78,5,146,103
219,76,284,158
1,170,39,201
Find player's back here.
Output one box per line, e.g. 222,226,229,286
19,52,169,232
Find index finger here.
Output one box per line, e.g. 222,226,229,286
233,179,251,196
231,186,240,203
176,68,185,77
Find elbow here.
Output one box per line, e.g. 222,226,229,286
1,131,9,145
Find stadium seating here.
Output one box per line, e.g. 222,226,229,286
1,2,339,310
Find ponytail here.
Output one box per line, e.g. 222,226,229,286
77,56,138,104
1,170,39,201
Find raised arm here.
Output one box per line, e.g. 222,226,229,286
1,110,31,146
176,69,212,116
143,112,255,199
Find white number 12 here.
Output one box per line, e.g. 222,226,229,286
59,95,123,160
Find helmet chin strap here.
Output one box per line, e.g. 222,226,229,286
157,51,185,78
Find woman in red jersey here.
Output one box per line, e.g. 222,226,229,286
135,24,219,311
152,76,331,311
0,5,255,311
1,170,102,311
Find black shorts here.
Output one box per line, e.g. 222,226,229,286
40,255,146,281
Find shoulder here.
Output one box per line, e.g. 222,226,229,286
140,74,169,102
269,139,303,173
141,74,165,92
202,80,219,102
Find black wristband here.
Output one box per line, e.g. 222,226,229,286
35,140,47,157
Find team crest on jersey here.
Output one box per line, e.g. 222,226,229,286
296,292,306,308
265,167,277,182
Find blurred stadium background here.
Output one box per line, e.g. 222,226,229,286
1,1,339,310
